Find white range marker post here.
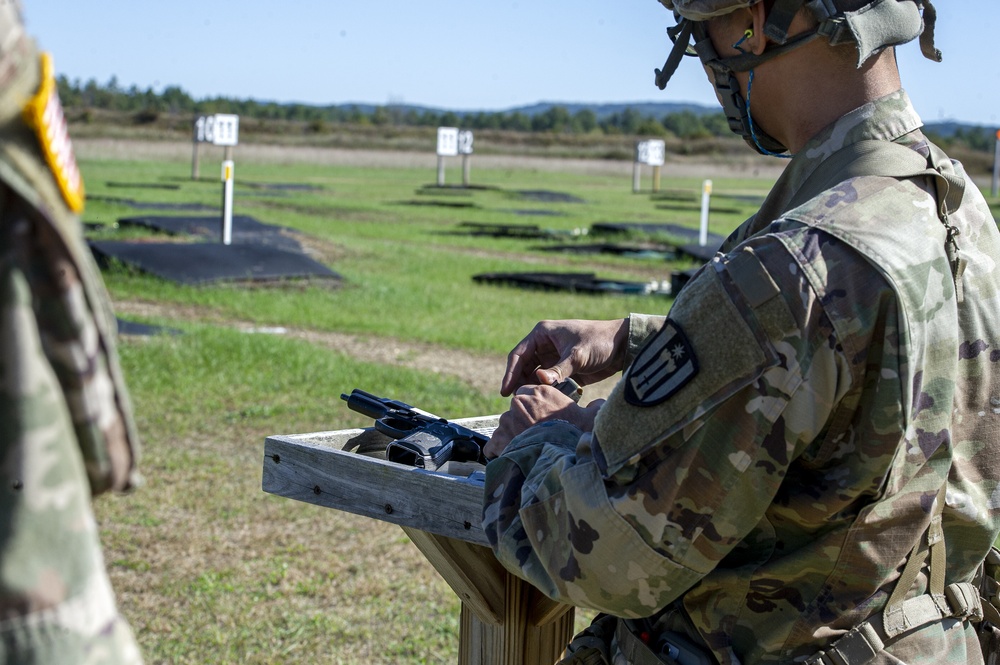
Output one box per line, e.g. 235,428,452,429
436,127,459,186
221,160,235,245
992,129,1000,198
699,179,713,247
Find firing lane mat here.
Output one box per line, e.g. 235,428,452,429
473,271,669,297
591,222,725,262
90,241,340,286
117,214,304,253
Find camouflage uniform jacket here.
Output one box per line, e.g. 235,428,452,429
482,90,1000,664
0,4,143,662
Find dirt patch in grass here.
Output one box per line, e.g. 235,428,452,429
114,299,503,396
114,298,618,403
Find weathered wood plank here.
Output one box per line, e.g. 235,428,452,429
458,576,575,665
403,528,506,626
262,419,498,546
262,417,578,664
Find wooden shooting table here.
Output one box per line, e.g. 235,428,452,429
262,417,575,664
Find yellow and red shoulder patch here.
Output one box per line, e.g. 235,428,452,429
22,52,85,213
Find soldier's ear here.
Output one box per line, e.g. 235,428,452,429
749,3,768,55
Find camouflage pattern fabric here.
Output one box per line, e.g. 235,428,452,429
483,90,1000,664
656,0,762,21
0,4,143,662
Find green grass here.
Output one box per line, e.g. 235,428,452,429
85,148,777,664
84,157,763,353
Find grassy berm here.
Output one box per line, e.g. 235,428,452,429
79,138,997,663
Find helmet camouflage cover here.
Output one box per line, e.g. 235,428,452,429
657,0,763,21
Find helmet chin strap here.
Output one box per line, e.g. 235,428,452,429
692,20,793,156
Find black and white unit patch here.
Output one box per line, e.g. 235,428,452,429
625,320,699,407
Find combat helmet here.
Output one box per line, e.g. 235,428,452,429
653,0,942,155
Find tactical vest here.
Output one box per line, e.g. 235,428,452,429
777,140,1000,663
570,139,1000,665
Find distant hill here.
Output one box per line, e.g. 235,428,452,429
924,121,998,137
333,100,719,119
502,101,718,119
332,102,994,132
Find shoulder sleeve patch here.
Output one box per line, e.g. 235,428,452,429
594,261,783,474
624,321,699,407
22,52,84,213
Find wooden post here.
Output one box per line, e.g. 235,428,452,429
632,163,642,193
191,140,201,180
463,154,472,188
652,165,661,193
262,422,577,665
404,528,575,665
438,156,447,187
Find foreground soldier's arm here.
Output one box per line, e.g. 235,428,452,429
0,2,143,661
483,233,857,617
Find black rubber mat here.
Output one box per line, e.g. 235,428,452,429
655,203,743,215
473,271,668,296
514,190,585,204
88,196,214,212
454,222,552,239
396,199,479,209
504,209,567,217
676,242,722,263
117,215,303,253
90,241,340,285
590,222,724,262
419,184,500,192
240,182,326,192
535,243,677,260
106,182,180,190
116,318,181,337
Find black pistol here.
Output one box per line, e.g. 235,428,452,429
340,389,488,471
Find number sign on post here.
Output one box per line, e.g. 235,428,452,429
457,130,474,155
192,114,240,179
194,114,240,146
633,139,666,193
436,127,468,187
636,139,666,167
437,127,459,157
458,130,474,186
211,114,240,147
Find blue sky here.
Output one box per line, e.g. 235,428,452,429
28,2,1000,127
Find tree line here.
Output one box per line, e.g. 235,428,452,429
56,76,998,152
55,75,733,140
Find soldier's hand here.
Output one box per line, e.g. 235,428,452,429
484,384,605,458
500,319,629,397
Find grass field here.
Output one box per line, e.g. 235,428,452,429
81,138,993,664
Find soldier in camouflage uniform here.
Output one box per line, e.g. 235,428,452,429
482,1,1000,663
0,2,143,663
